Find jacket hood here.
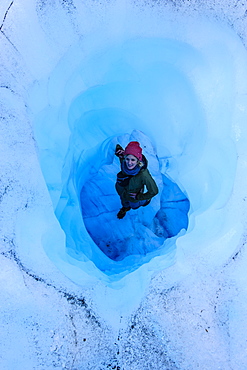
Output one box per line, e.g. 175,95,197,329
141,155,148,171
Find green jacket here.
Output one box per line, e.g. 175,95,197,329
115,156,158,203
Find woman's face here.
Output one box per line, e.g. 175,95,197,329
125,154,138,170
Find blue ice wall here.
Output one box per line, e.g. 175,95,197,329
32,12,240,284
79,130,190,259
47,38,200,276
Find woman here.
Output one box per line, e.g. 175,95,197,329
115,141,158,219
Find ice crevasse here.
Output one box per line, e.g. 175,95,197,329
3,0,247,316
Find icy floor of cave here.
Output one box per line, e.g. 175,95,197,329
80,132,189,261
53,128,189,277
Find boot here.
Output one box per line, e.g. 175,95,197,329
117,206,131,219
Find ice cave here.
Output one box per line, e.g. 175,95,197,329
1,1,247,369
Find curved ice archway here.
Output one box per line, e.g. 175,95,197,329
6,1,246,292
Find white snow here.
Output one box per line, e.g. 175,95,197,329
1,0,247,369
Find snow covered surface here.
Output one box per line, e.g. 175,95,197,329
1,0,247,369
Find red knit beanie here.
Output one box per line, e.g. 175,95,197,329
124,141,143,161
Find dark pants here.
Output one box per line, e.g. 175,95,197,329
122,199,151,209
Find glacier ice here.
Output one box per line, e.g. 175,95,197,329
30,18,241,288
1,0,247,369
57,127,190,274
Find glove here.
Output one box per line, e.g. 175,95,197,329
115,144,124,158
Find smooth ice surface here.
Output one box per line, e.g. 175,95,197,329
1,0,247,369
